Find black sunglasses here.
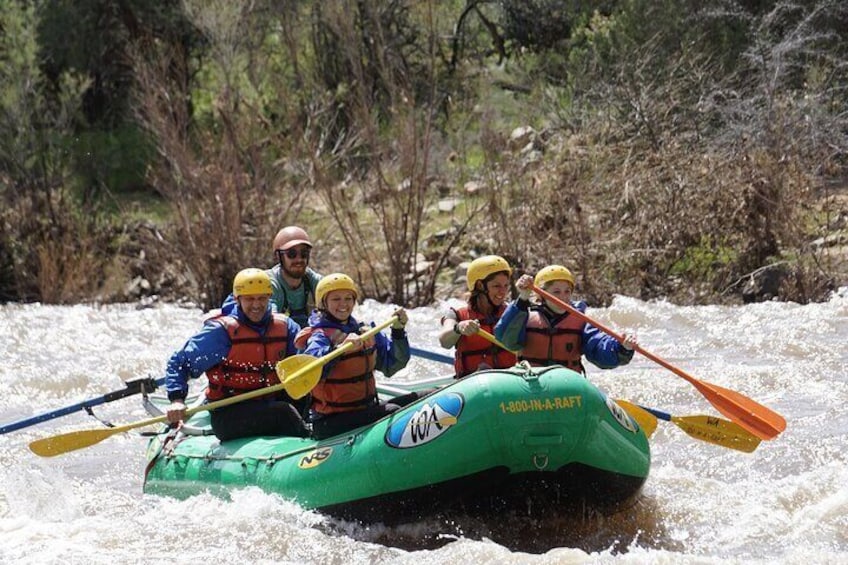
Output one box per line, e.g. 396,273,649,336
277,248,310,260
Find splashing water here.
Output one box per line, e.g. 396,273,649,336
1,291,846,564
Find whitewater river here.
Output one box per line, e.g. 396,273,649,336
1,291,846,564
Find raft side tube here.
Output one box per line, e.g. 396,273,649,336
142,367,650,519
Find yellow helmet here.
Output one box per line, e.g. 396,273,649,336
315,273,358,306
232,268,273,297
534,265,575,289
466,255,512,291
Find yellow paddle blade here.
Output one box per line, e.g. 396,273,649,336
276,354,322,400
615,400,658,437
29,420,140,457
277,316,398,400
671,414,762,453
29,413,168,457
30,426,126,457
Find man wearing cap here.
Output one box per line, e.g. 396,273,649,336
220,226,322,328
266,225,323,328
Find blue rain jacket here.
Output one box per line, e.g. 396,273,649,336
299,310,410,381
494,298,633,370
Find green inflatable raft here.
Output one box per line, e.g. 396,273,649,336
143,364,650,522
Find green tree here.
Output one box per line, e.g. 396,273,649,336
0,0,104,302
36,0,199,200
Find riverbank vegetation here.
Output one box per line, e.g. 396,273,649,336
1,0,846,310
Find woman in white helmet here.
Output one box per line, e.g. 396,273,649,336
494,265,637,374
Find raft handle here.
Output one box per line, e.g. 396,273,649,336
523,434,563,446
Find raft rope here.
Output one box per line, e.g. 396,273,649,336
161,434,357,466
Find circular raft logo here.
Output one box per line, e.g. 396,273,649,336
605,396,638,433
385,392,464,449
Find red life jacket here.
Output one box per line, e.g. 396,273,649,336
205,314,290,401
452,305,517,378
295,326,378,415
520,308,585,373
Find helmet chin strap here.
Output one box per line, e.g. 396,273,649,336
473,281,497,311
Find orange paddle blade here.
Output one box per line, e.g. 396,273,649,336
688,379,785,441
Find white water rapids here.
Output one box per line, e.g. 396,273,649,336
1,291,846,564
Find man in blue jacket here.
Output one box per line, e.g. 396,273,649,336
164,268,310,440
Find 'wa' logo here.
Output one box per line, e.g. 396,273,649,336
605,396,638,433
385,392,463,448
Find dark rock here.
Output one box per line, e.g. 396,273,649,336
741,264,790,303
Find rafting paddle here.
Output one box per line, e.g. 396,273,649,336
409,346,454,364
475,327,516,352
30,382,281,457
2,377,162,435
531,284,786,440
30,318,398,457
275,317,398,399
616,401,761,452
615,402,659,437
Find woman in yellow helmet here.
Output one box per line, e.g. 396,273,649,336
494,265,637,373
438,255,518,378
294,273,425,439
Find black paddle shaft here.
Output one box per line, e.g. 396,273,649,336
1,376,162,434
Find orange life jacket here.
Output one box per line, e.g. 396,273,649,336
520,308,585,373
295,326,378,415
452,305,517,378
205,314,290,401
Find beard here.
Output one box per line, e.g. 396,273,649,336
282,261,307,279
